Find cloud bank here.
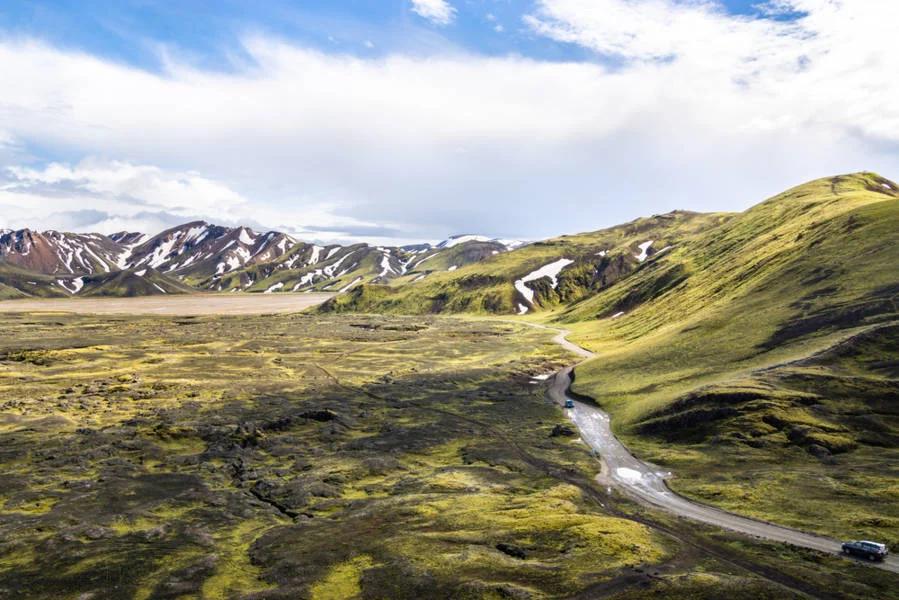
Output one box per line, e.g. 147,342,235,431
0,0,896,242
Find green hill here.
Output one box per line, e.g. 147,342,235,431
319,210,727,315
0,263,71,298
319,171,899,546
79,268,197,297
561,172,899,545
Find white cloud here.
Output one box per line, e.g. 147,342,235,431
0,160,394,243
411,0,457,26
494,24,504,33
525,0,899,142
0,2,896,244
7,160,246,212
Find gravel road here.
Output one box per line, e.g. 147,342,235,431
547,360,899,574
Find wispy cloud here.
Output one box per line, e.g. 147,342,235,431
411,0,457,26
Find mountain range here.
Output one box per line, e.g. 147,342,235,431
2,171,898,585
0,224,522,299
2,173,897,328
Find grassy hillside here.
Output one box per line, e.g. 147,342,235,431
0,264,194,299
320,210,727,315
318,171,899,549
0,264,71,298
80,268,197,297
561,172,899,544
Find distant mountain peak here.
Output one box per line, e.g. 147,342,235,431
0,220,543,298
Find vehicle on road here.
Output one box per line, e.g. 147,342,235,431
564,399,574,408
841,540,889,561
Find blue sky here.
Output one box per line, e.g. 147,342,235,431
0,1,895,243
0,1,790,69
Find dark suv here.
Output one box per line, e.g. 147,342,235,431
841,540,888,561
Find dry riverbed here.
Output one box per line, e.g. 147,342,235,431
0,293,334,315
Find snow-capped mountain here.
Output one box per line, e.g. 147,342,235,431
0,222,525,297
0,229,123,275
122,222,301,279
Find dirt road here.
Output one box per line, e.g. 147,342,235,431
0,294,334,315
544,351,899,575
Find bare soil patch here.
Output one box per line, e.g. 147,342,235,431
0,293,335,315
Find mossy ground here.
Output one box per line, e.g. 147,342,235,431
0,311,672,599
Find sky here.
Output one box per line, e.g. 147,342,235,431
0,0,896,245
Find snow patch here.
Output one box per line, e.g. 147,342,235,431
447,265,458,271
339,276,363,293
57,277,84,294
81,244,111,272
437,234,490,248
378,253,395,278
533,373,552,381
308,245,323,265
616,468,643,483
514,258,574,304
135,269,147,277
293,270,322,290
183,224,208,245
222,254,242,272
324,251,354,277
238,228,255,245
326,247,341,260
636,241,653,262
264,282,284,294
151,282,167,294
611,311,625,319
518,303,529,315
146,235,180,268
595,250,608,257
494,239,527,250
413,274,427,282
410,253,437,270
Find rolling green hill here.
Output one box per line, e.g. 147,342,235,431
0,263,72,299
320,171,899,547
320,210,728,315
80,268,197,297
559,172,899,545
0,263,195,298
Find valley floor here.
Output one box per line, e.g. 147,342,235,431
0,293,335,315
0,307,895,599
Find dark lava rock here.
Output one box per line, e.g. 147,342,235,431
150,554,219,599
807,443,831,459
301,410,338,422
496,542,527,559
549,424,576,438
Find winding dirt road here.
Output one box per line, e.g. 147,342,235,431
538,328,899,575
